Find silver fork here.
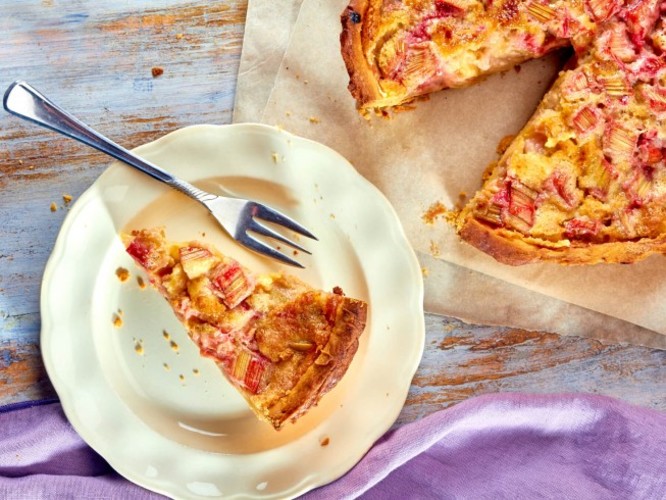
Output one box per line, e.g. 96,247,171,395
3,81,316,268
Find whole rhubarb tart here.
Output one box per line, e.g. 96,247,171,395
342,0,666,265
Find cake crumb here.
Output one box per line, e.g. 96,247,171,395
271,152,280,163
422,201,454,225
163,329,171,340
421,266,429,277
136,276,146,289
151,66,164,78
193,368,200,375
319,436,330,447
170,340,180,353
163,363,171,371
175,33,184,40
134,340,144,355
62,193,73,205
429,240,440,257
308,116,320,124
112,313,123,328
49,202,57,212
115,267,130,282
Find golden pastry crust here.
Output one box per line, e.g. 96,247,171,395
123,228,368,429
458,217,666,265
250,293,366,426
341,1,387,109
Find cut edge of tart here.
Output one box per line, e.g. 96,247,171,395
122,227,368,429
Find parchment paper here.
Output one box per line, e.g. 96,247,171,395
234,0,666,350
233,0,304,123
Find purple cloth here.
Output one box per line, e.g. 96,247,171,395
1,394,664,499
310,393,666,499
0,400,162,499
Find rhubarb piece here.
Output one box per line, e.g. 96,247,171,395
585,0,622,23
572,106,600,135
602,24,636,62
562,71,593,101
473,200,503,226
604,124,637,163
179,246,216,279
503,180,538,231
544,170,579,209
210,260,255,309
584,159,614,200
601,73,630,98
564,216,601,239
232,349,270,394
527,2,556,23
640,85,666,112
123,228,367,428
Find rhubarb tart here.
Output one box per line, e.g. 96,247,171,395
342,0,666,264
123,227,368,429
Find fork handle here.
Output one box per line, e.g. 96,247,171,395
3,81,211,202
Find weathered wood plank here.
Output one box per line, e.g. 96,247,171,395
2,310,664,419
0,339,54,403
396,316,666,426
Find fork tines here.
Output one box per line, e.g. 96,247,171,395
240,203,317,268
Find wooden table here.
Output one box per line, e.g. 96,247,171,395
2,0,664,436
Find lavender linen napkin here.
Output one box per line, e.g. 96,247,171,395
1,394,664,499
0,400,163,499
307,393,666,500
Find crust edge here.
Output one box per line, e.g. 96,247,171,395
260,297,368,429
340,0,386,109
459,217,666,265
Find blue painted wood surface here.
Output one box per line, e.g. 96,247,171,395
1,1,664,422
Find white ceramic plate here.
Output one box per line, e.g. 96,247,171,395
41,124,424,499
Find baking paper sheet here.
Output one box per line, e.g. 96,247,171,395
233,0,304,123
234,0,666,349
